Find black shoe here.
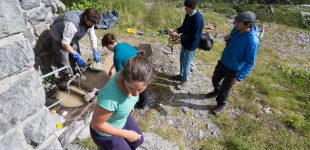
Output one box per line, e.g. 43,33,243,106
206,91,218,98
211,103,226,116
135,98,147,109
171,75,181,81
176,81,188,90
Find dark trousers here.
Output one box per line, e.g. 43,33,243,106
90,115,144,150
212,60,237,105
136,90,150,109
44,38,80,77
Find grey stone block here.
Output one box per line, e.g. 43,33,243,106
34,23,49,36
77,126,90,140
50,14,59,24
23,108,62,148
23,22,35,45
40,0,57,14
43,7,55,24
0,129,28,150
0,0,26,38
41,0,53,7
28,7,49,25
39,135,63,150
55,0,66,11
59,121,86,149
19,0,40,10
51,2,58,14
0,69,45,135
0,34,35,80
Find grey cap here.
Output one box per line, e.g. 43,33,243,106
235,11,256,22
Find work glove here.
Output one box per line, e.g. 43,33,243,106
93,48,101,63
72,51,87,68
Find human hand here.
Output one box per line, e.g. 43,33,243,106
73,51,87,67
109,67,116,78
93,48,101,62
125,130,141,142
224,34,231,42
232,78,240,84
170,31,179,38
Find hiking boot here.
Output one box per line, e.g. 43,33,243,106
176,81,188,90
206,91,218,98
211,103,226,116
171,75,181,81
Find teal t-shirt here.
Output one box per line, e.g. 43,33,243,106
114,42,138,71
96,72,139,137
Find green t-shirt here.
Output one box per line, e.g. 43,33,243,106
96,72,139,137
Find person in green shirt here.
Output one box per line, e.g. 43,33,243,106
101,33,151,109
90,52,153,150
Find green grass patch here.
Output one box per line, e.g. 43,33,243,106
197,28,309,149
154,125,186,149
62,0,184,30
234,4,309,29
79,137,98,150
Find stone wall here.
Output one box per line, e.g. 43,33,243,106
0,0,71,149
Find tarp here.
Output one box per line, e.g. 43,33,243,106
95,9,119,29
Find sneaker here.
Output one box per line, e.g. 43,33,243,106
171,75,181,81
211,103,226,116
206,91,218,98
176,81,188,90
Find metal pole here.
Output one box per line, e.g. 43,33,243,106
41,66,73,79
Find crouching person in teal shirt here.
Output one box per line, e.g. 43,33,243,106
206,11,259,116
101,33,151,109
90,52,153,150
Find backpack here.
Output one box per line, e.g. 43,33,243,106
199,32,214,51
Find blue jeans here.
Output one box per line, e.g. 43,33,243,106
180,47,195,82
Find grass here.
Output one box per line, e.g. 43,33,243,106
199,2,310,30
195,32,310,149
62,0,184,30
79,137,98,150
233,4,310,29
68,0,310,149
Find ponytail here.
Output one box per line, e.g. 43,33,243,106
137,50,145,57
102,33,117,47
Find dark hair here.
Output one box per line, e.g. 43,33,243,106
122,51,153,84
102,33,117,47
184,0,197,9
84,8,101,24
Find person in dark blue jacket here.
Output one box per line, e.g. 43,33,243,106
207,11,259,116
170,0,204,90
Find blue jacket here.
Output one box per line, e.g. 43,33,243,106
221,25,259,81
177,11,204,50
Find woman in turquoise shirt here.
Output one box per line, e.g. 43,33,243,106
101,33,151,109
90,52,153,149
